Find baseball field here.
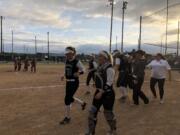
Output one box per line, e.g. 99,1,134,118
0,63,180,135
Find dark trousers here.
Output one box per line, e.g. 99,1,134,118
18,65,21,71
86,71,95,86
116,71,128,88
92,90,115,114
65,80,79,105
31,65,36,72
14,65,17,71
133,77,149,105
150,78,165,99
88,90,116,134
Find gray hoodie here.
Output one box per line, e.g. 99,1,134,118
132,59,146,79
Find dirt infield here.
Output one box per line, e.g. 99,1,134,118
0,64,180,135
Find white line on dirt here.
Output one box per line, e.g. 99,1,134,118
0,80,179,91
0,83,86,91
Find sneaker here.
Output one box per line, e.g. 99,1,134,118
144,99,149,104
160,100,164,104
82,102,87,110
59,117,71,125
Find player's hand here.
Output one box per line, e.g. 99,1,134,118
61,76,65,81
95,91,103,100
133,80,138,84
74,72,80,77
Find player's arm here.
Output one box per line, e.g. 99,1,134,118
146,61,152,69
95,67,115,100
61,64,66,81
165,61,172,81
74,60,86,77
114,58,120,72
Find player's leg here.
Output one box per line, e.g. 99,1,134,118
85,90,102,135
73,80,87,110
103,91,117,135
60,81,74,125
150,78,158,98
158,79,165,104
138,78,149,104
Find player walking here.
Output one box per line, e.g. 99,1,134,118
85,51,117,135
147,53,171,104
85,54,98,95
17,57,22,71
113,50,130,103
60,46,87,125
14,57,18,72
131,50,149,105
31,58,37,73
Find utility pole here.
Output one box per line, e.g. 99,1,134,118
165,0,169,55
47,32,50,60
116,36,118,50
161,36,163,54
24,45,26,54
109,0,114,53
1,16,3,54
12,30,14,58
177,21,179,56
35,36,37,55
138,16,142,50
121,1,128,53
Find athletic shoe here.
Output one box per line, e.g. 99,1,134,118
160,100,164,104
59,117,71,125
144,99,149,105
82,102,87,110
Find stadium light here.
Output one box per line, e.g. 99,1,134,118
108,0,115,53
121,1,128,53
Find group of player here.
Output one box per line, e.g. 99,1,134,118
14,57,37,73
59,46,171,135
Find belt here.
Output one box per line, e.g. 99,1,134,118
66,79,76,82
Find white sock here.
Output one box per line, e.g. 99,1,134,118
65,105,71,118
123,87,128,97
120,87,127,97
74,97,84,105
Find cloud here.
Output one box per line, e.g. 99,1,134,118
0,0,180,54
0,0,71,29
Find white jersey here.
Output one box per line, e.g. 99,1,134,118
147,59,171,79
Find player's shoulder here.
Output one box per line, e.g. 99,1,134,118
160,59,168,63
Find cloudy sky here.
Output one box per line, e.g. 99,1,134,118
0,0,180,53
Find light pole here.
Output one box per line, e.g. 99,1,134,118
121,1,128,53
138,16,142,50
47,32,49,60
35,36,37,55
108,0,114,53
12,30,14,58
1,16,3,53
116,36,118,50
160,35,164,54
165,0,169,55
177,21,179,56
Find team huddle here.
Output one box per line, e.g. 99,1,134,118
14,57,37,73
60,46,171,135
